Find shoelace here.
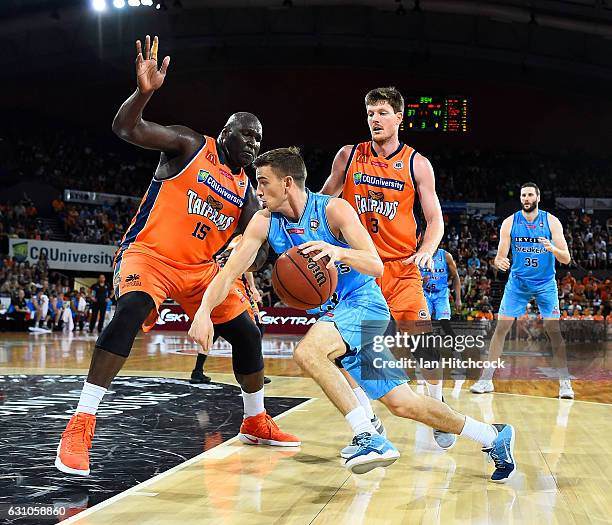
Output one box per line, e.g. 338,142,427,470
486,440,510,470
264,414,280,433
354,432,373,448
63,416,94,452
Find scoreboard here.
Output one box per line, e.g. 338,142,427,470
400,96,468,133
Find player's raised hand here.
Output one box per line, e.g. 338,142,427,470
135,35,171,95
403,250,434,271
299,241,342,269
538,237,554,253
188,309,214,352
494,256,511,271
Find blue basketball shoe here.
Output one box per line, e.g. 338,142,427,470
344,432,400,475
340,415,386,459
483,424,516,483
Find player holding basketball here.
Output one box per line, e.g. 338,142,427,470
55,36,298,477
321,87,455,451
189,148,517,482
470,183,573,399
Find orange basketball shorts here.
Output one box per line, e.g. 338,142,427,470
114,248,249,332
377,259,431,328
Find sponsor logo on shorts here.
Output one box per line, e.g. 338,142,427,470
418,309,429,319
394,160,404,170
352,171,404,191
124,273,142,287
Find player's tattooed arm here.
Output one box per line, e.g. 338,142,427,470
112,35,202,155
190,211,269,351
542,214,571,265
320,145,354,196
494,216,513,271
238,187,270,272
403,153,443,271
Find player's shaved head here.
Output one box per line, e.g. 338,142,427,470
224,112,262,132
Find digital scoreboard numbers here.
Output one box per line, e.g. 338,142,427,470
401,96,468,133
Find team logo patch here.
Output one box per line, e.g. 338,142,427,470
206,195,223,211
418,309,429,319
238,180,246,187
368,190,384,201
352,172,405,191
310,218,319,231
393,160,404,170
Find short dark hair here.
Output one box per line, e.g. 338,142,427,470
254,147,307,188
520,182,540,196
365,86,404,114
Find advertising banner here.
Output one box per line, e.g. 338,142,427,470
9,239,116,272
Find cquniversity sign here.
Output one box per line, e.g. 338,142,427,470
9,239,116,272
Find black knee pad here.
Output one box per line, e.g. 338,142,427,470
216,312,264,375
96,291,155,358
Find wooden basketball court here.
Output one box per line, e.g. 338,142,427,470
1,331,611,524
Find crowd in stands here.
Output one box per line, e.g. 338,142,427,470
57,200,138,245
0,198,52,240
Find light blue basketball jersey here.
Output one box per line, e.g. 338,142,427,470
421,248,449,295
509,210,555,285
267,191,376,314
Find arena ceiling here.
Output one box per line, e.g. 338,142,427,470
2,1,612,83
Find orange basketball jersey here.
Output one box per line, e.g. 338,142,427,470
116,136,249,265
341,141,421,262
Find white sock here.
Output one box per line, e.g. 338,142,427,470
558,368,571,380
345,406,377,436
426,381,443,401
481,367,495,381
242,388,265,418
353,387,375,420
460,416,498,448
76,381,107,415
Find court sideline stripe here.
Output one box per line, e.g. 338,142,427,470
59,397,317,524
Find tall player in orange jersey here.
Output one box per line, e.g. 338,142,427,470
322,87,456,450
55,35,299,477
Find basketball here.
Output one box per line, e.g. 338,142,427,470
272,246,338,310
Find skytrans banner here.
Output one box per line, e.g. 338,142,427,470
9,239,116,272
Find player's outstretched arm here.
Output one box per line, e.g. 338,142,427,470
403,154,443,271
494,216,513,271
320,145,353,196
112,35,201,154
301,199,383,277
237,187,269,272
541,214,571,265
446,251,462,311
188,211,269,351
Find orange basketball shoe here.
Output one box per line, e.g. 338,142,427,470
55,412,97,476
238,411,301,447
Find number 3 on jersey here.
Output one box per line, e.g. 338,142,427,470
192,221,211,240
